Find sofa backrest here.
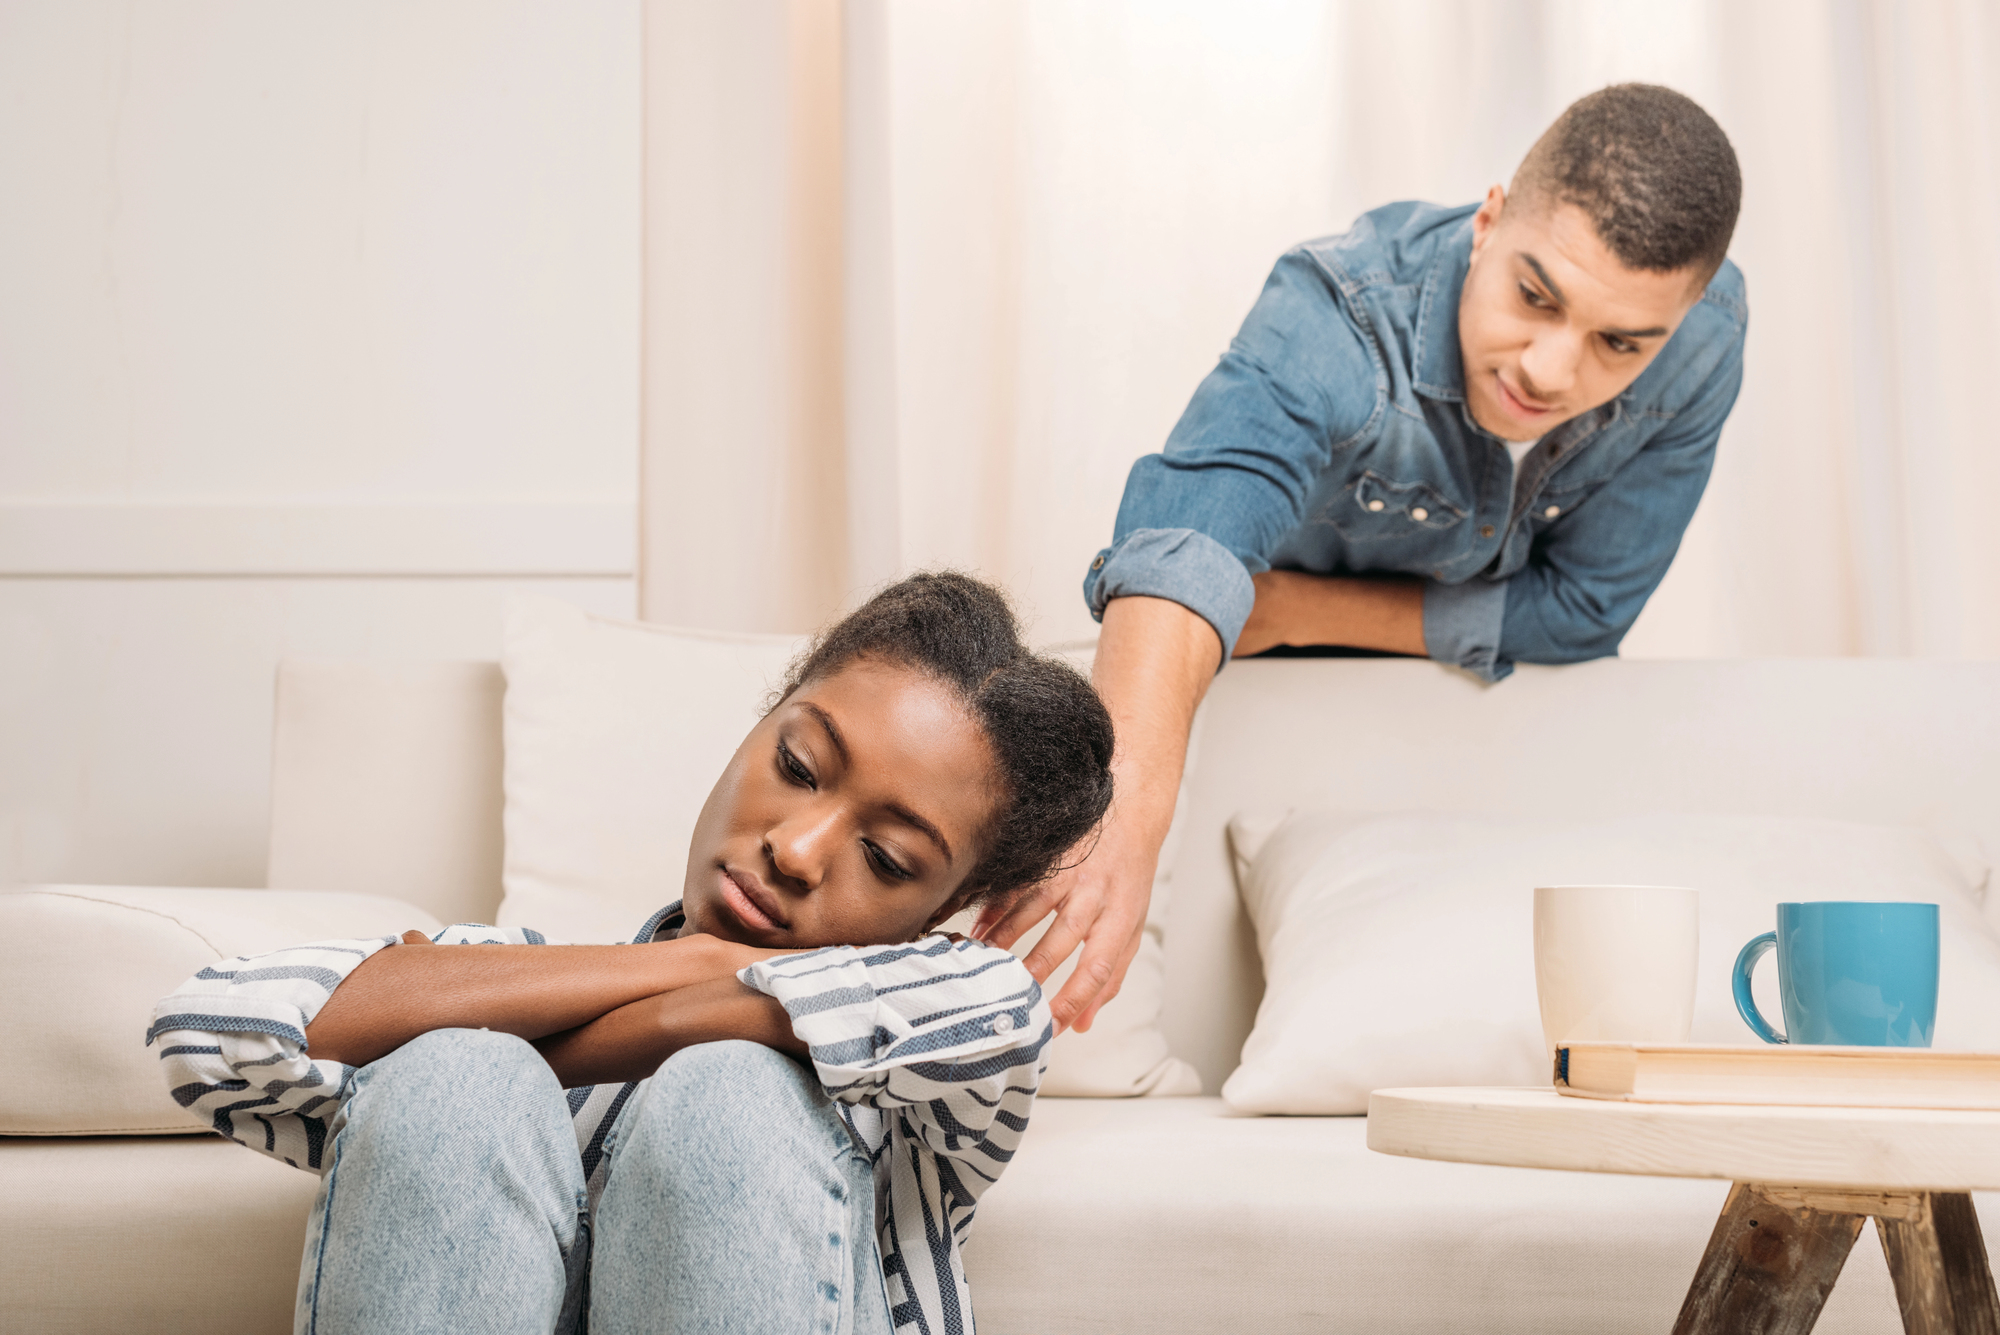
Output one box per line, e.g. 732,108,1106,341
1161,657,2000,1090
269,655,2000,1095
267,660,505,926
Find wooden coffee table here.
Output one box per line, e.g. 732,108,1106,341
1368,1087,2000,1334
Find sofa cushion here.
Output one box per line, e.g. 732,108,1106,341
1222,811,2000,1115
962,1097,1946,1334
268,658,507,926
498,596,1199,1097
0,886,442,1136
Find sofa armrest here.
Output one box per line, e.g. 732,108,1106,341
0,885,444,1137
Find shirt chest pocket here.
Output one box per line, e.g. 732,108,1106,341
1531,473,1609,526
1320,470,1468,543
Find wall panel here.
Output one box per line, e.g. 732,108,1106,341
0,1,643,889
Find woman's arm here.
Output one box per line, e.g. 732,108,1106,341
533,978,806,1087
304,932,771,1068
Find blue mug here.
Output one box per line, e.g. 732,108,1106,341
1732,901,1939,1046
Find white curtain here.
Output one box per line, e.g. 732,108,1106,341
639,0,2000,659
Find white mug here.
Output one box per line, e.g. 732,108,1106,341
1533,884,1700,1058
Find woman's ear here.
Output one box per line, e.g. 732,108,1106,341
920,886,982,937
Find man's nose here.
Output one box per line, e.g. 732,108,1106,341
766,803,842,891
1519,328,1582,399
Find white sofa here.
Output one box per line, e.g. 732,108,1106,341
6,655,1999,1334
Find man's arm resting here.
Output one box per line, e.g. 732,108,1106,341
977,594,1219,1031
534,978,805,1088
1232,570,1426,658
303,934,766,1069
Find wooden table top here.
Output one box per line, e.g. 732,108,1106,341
1367,1086,2000,1191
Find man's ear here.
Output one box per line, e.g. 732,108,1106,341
1470,183,1508,255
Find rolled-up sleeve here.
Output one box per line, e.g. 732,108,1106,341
147,936,390,1171
1423,576,1512,681
740,937,1048,1155
147,921,542,1172
1085,248,1383,658
1084,528,1257,658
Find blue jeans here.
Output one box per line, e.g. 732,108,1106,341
296,1030,893,1335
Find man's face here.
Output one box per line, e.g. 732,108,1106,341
1458,185,1704,442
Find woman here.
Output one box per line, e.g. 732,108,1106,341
149,572,1115,1335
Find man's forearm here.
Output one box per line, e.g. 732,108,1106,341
1234,571,1426,658
534,978,804,1087
1092,596,1222,843
304,936,765,1069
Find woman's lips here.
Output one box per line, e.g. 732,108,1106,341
1495,371,1554,420
719,866,788,932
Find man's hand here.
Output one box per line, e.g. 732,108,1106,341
973,806,1157,1033
976,595,1219,1032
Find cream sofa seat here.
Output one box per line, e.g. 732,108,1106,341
964,1097,2000,1334
2,1135,319,1333
5,656,1998,1334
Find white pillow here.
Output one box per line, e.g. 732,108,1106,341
1222,810,2000,1115
500,595,803,946
499,599,1199,1096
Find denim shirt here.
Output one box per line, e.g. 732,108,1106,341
1083,201,1747,681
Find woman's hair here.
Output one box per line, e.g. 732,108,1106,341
771,571,1115,908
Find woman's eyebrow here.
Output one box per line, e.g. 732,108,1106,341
798,702,850,766
887,803,953,866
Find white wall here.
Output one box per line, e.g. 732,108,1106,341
0,1,642,888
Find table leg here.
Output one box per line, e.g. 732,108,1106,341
1671,1182,1863,1335
1877,1192,2000,1335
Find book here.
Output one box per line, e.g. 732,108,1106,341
1553,1042,2000,1110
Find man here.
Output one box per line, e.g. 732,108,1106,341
976,84,1746,1032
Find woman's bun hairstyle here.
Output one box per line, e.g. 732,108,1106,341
772,570,1115,908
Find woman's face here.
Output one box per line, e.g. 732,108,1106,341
679,656,999,949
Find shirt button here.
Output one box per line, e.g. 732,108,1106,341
992,1013,1015,1035
1367,499,1385,512
1410,507,1429,522
1091,556,1104,570
1544,505,1561,519
1480,525,1496,538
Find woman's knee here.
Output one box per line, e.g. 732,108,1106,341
339,1028,565,1164
649,1041,824,1126
618,1041,846,1175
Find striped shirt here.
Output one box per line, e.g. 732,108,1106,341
147,902,1051,1335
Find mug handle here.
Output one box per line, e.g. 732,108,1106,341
1732,932,1787,1044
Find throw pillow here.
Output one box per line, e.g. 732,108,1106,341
1222,810,1999,1115
499,595,804,946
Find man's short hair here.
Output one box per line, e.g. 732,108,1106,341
1513,83,1742,281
